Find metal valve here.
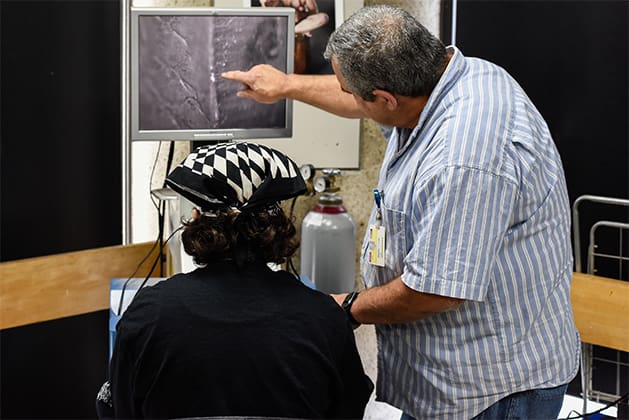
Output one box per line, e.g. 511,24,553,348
314,168,341,193
299,164,316,195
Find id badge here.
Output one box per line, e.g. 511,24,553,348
367,224,386,267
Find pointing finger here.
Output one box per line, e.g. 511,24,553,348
221,70,248,82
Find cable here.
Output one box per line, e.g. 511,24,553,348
558,392,629,419
118,141,177,313
149,142,163,211
289,194,298,217
156,141,175,277
162,141,175,188
158,200,166,276
115,225,183,316
288,257,299,277
287,195,300,277
133,225,184,292
116,234,160,315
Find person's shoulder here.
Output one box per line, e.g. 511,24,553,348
445,56,520,128
294,283,348,319
453,54,517,98
131,274,176,297
463,54,508,76
123,273,190,315
273,271,344,309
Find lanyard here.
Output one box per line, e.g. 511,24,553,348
374,189,383,223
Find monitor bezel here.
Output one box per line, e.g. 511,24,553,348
129,7,295,142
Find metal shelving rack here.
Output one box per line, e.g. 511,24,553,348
572,195,629,415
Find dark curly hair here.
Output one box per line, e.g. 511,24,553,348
181,204,299,266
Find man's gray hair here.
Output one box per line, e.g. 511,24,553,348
324,5,447,101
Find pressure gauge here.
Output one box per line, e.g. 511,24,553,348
300,164,315,181
313,175,330,193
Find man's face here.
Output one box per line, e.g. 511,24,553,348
331,59,397,126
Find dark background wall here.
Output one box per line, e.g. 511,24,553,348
451,0,628,416
454,0,628,213
0,0,121,262
0,0,121,417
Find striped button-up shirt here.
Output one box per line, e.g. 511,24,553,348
361,46,580,418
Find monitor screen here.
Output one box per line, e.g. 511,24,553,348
130,7,294,141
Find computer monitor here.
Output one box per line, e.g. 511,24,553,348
130,7,294,141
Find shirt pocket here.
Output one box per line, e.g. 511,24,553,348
382,205,407,276
360,205,407,285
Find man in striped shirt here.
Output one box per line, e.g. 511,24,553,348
223,5,580,419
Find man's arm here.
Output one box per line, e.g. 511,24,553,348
222,64,365,119
334,276,464,325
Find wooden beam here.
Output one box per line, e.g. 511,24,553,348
0,243,161,330
571,272,629,353
3,249,627,353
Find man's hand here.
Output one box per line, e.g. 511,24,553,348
260,0,319,22
224,66,363,119
222,64,289,104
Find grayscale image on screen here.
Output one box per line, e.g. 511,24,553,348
138,15,288,131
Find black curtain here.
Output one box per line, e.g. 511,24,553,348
1,1,121,417
1,0,122,262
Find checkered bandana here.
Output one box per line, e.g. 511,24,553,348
166,142,306,211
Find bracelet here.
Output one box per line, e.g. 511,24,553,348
342,291,361,327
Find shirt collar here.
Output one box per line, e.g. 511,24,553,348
393,46,467,153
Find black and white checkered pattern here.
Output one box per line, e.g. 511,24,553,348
166,142,306,210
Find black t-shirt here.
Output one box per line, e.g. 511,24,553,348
109,261,373,419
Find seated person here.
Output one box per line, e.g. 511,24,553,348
98,142,373,419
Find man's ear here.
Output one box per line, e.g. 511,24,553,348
372,89,398,110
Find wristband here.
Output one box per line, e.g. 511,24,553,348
342,291,361,327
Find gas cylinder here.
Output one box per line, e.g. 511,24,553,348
300,193,356,294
